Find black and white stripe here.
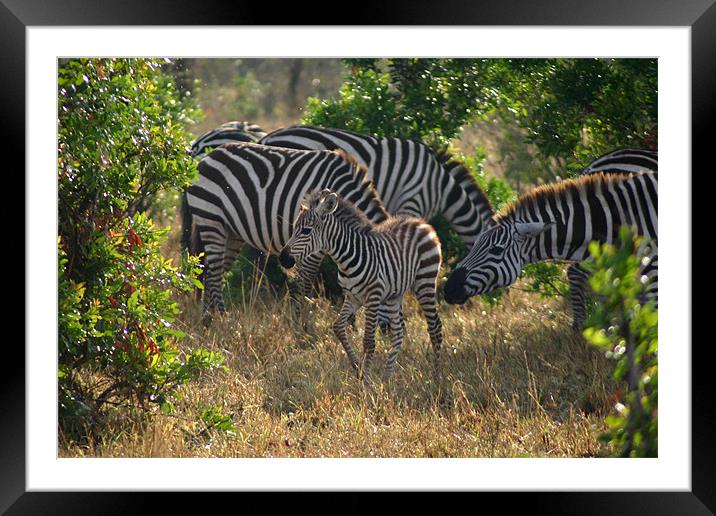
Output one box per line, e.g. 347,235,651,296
581,148,658,175
566,148,658,328
191,121,268,158
185,142,388,320
279,190,443,380
444,172,658,323
260,126,494,247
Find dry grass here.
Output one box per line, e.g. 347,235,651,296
59,266,616,458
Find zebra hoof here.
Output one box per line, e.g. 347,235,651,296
201,313,213,328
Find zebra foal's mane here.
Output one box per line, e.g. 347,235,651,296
304,190,375,234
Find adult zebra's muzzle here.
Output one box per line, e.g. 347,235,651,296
444,267,470,305
279,248,296,269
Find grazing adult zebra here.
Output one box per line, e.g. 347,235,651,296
190,121,268,158
443,173,658,319
279,189,443,380
580,148,658,175
184,142,389,320
566,148,658,328
260,125,494,246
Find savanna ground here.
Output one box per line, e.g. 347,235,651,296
59,222,617,458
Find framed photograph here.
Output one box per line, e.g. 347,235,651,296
8,0,711,512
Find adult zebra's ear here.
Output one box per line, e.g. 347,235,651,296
515,221,555,237
318,192,339,214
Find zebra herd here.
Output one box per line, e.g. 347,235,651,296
184,121,658,380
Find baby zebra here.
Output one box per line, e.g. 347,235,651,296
279,189,443,380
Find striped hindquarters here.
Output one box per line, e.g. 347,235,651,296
191,121,268,158
581,148,658,175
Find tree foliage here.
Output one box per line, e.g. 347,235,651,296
304,58,501,149
490,58,658,173
58,58,223,440
582,227,658,457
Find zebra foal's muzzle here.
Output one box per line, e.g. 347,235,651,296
279,248,296,269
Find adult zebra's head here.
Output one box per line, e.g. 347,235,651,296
279,189,339,269
443,220,554,304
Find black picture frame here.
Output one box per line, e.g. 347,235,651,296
6,1,710,513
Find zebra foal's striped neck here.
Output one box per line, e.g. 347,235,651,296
278,189,377,273
444,172,657,304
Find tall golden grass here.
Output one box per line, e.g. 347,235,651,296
60,228,616,458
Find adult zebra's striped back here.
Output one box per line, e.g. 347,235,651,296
566,148,658,328
259,125,495,246
184,142,389,321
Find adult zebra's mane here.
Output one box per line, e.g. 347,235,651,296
495,172,644,224
333,148,390,221
434,151,494,211
334,148,370,182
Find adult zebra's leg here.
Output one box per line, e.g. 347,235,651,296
222,235,244,280
383,300,406,380
332,296,361,373
197,226,229,326
567,263,590,331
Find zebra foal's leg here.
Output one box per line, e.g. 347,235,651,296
360,296,382,379
332,297,361,373
296,251,325,298
567,263,589,331
414,282,443,382
383,300,406,380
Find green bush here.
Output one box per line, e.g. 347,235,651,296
582,227,658,457
304,58,498,149
490,58,658,167
58,58,223,440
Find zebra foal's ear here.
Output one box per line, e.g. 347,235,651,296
319,192,339,214
515,221,555,237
